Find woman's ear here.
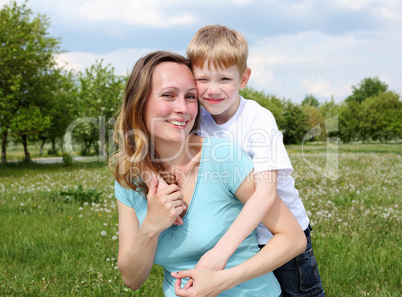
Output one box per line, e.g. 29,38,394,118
240,68,251,89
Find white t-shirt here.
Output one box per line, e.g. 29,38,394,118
199,96,309,244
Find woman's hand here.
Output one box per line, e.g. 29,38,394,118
172,270,231,297
143,176,185,234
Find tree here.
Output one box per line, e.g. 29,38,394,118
346,77,388,104
73,60,125,156
37,69,78,155
282,101,308,144
360,92,402,142
0,1,61,162
301,94,320,107
300,104,324,141
338,101,361,143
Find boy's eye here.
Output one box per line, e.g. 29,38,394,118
221,77,231,81
195,78,207,82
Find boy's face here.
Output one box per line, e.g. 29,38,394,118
192,61,250,124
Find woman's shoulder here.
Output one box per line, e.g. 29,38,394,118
114,179,146,208
201,136,252,167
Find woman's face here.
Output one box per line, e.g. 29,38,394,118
144,62,198,147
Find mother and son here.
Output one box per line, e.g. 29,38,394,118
110,25,326,296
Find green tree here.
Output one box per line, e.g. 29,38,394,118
360,92,402,142
282,101,308,144
319,98,340,139
338,101,361,143
37,69,78,155
301,94,320,107
0,0,61,162
300,104,324,141
346,77,388,104
73,60,125,156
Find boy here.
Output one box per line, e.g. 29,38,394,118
185,25,325,296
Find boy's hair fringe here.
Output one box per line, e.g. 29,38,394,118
187,24,248,73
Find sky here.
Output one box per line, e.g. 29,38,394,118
2,0,402,103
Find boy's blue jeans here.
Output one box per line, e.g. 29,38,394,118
259,225,325,297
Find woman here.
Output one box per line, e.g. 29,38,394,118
110,51,306,297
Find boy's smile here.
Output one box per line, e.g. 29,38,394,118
193,61,251,125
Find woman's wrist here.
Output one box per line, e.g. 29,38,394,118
140,218,162,240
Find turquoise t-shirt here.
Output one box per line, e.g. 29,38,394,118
115,137,281,297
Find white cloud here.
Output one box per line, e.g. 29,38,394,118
4,0,401,102
55,48,159,75
302,77,350,98
78,0,197,27
246,30,399,102
233,0,253,4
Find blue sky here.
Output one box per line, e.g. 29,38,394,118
3,0,402,103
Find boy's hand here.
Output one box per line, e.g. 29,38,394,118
182,247,229,289
196,247,228,270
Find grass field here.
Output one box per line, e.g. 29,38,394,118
0,142,401,296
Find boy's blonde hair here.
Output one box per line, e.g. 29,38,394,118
187,24,248,74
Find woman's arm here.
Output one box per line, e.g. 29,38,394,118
117,177,185,290
172,171,306,297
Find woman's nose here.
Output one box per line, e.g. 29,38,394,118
175,96,189,113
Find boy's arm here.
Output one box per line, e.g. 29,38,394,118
174,172,306,296
194,170,278,271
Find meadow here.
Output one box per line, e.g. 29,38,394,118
0,142,400,296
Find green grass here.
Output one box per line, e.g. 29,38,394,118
1,143,401,296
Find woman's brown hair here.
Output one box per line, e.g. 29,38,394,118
110,51,200,194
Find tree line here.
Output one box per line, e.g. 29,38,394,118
241,77,401,145
1,1,401,163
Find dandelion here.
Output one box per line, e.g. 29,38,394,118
67,216,71,219
112,235,118,240
101,231,107,236
98,214,102,217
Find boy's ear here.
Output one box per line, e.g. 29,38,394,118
240,67,251,89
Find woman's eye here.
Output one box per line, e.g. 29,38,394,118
186,94,197,99
162,93,173,98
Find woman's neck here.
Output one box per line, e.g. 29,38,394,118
154,135,203,170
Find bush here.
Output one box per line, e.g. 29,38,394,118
59,185,102,204
62,153,73,166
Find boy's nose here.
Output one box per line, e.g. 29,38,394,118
207,82,220,95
